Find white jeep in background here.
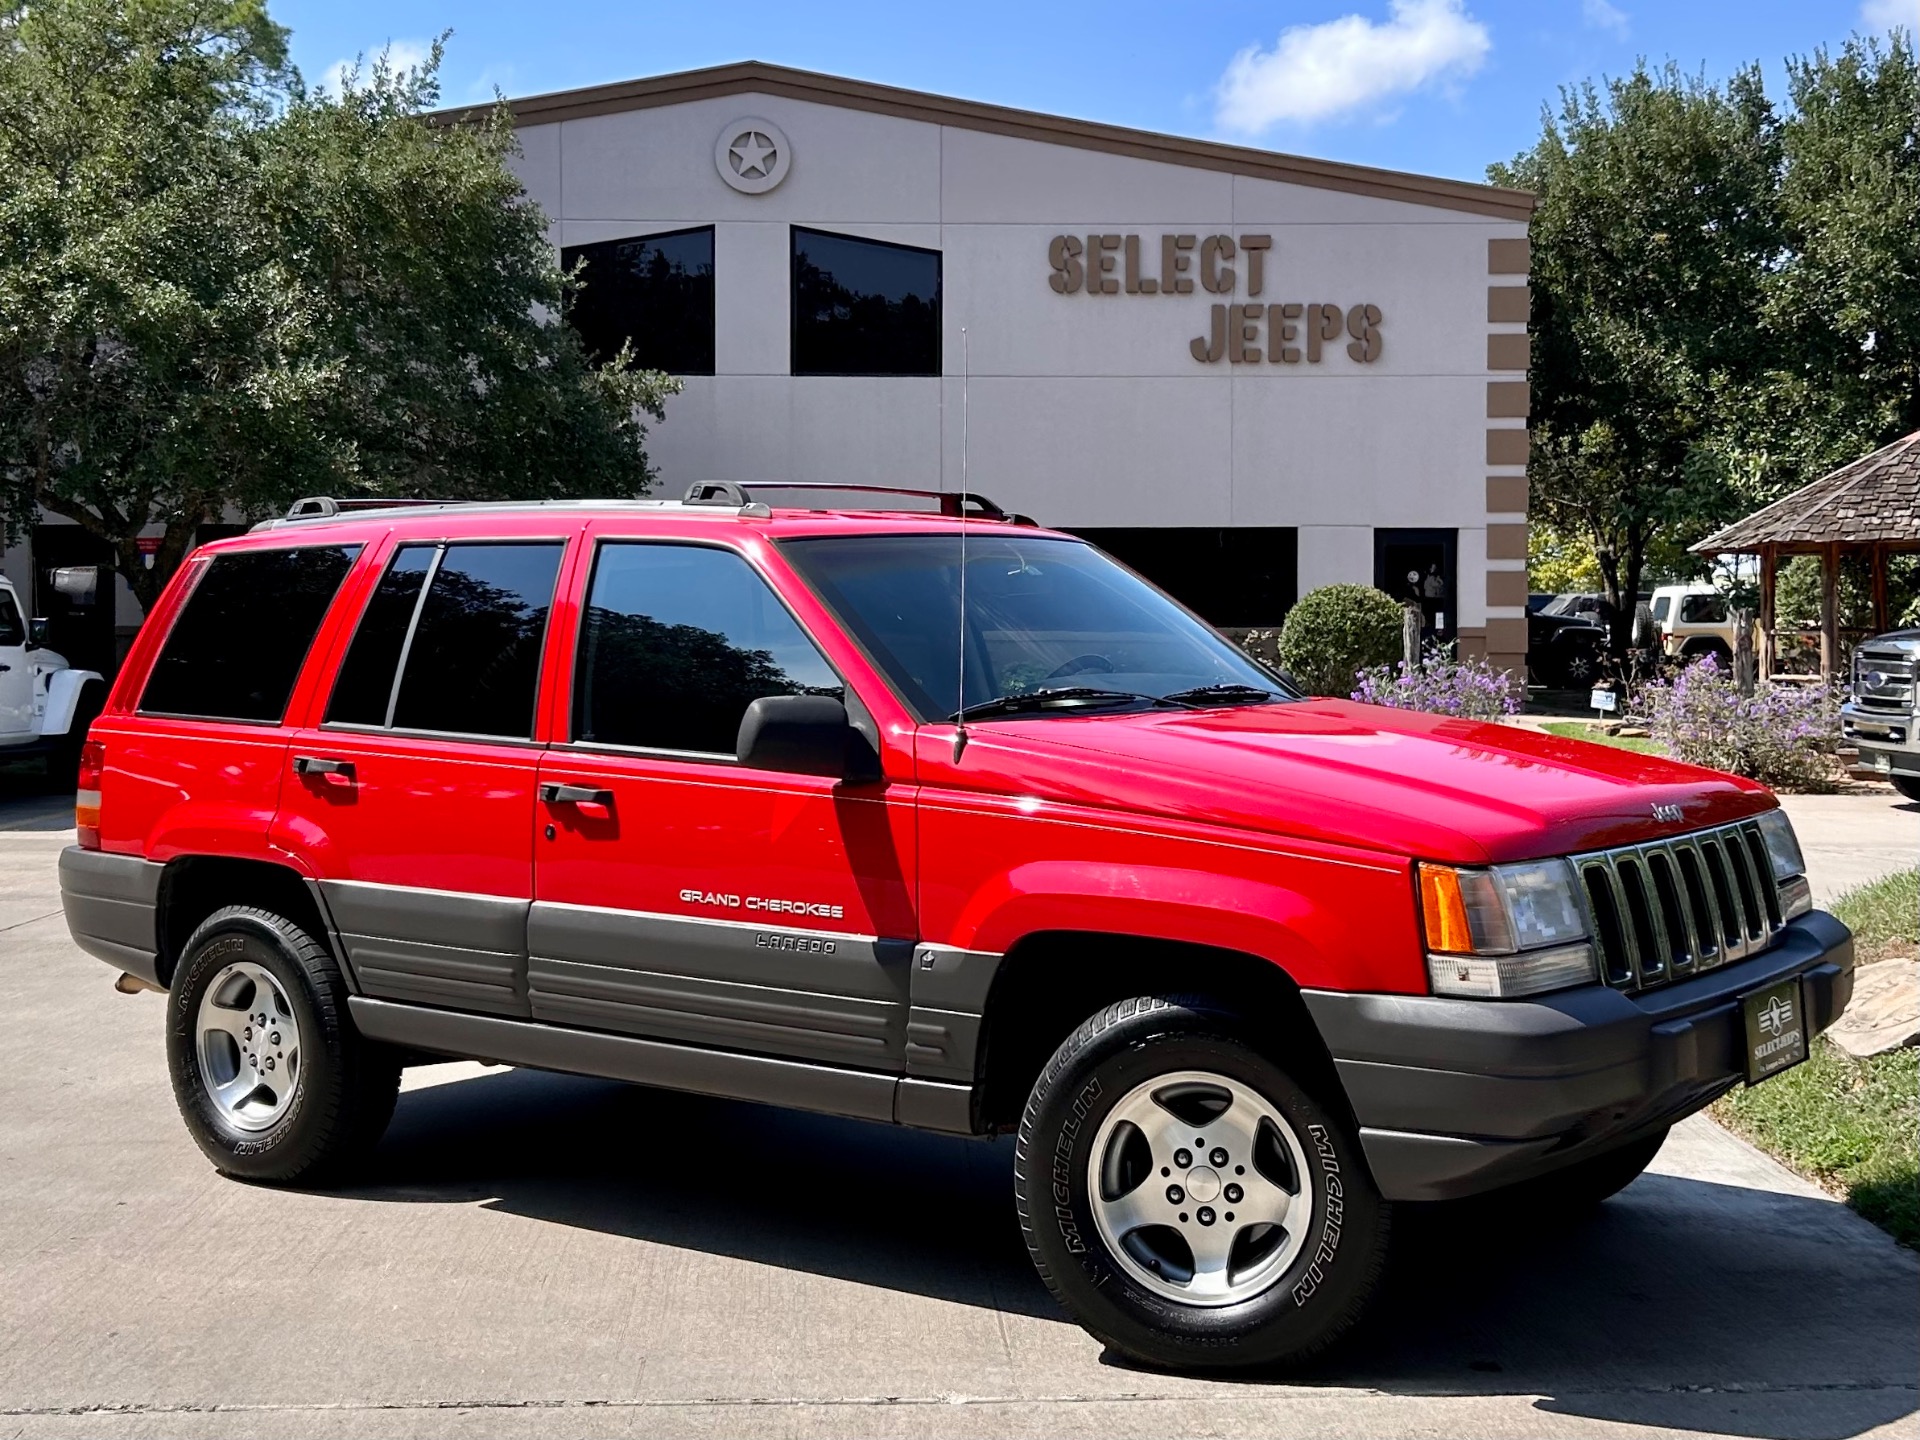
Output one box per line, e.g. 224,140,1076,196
0,575,106,782
1648,584,1737,666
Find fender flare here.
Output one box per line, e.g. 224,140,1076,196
40,668,106,738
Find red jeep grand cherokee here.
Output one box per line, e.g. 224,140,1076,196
60,485,1852,1370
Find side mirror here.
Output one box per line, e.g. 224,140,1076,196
26,617,48,649
736,695,878,781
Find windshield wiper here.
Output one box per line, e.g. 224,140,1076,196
1156,683,1288,706
951,687,1185,722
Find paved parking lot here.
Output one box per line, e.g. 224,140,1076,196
2,786,1915,1440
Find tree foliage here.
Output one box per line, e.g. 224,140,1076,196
1497,36,1919,644
0,0,677,610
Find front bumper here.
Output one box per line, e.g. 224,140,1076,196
1302,911,1854,1201
1841,706,1919,776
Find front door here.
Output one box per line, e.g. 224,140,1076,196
273,536,570,1018
532,536,916,1069
1374,527,1458,646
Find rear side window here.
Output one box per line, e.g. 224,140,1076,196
573,542,842,755
325,541,564,739
1680,594,1727,624
140,546,361,722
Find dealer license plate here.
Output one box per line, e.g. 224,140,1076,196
1741,978,1809,1084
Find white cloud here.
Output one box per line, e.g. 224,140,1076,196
1861,0,1919,33
1214,0,1492,132
1582,0,1631,39
317,39,433,97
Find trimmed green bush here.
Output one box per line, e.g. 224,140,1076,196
1278,584,1406,697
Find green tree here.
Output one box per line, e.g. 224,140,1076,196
1745,34,1918,489
1491,65,1783,648
0,1,676,612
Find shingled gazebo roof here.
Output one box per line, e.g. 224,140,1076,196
1693,430,1920,553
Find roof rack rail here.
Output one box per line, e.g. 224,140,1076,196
283,496,454,520
681,480,1031,522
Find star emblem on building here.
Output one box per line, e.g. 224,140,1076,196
714,117,791,193
728,131,777,179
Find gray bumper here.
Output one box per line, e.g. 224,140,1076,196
1303,911,1855,1201
58,846,164,987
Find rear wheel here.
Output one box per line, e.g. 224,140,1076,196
1015,997,1390,1371
167,905,399,1184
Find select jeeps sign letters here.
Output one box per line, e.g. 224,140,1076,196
1046,232,1382,366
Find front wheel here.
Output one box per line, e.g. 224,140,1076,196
1890,774,1920,804
1015,997,1390,1371
167,906,399,1184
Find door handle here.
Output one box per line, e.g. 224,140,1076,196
539,783,612,807
539,782,613,820
293,755,355,786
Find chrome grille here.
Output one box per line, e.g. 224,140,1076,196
1852,648,1915,714
1574,818,1783,993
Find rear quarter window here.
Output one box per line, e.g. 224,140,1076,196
140,545,361,722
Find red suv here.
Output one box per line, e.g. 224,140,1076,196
60,486,1853,1370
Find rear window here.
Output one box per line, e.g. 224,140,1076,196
324,541,564,739
139,546,361,722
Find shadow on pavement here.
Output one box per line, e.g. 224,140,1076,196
0,784,77,831
346,1065,1918,1438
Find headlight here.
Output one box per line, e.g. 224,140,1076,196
1755,809,1805,882
1755,809,1813,920
1419,859,1597,999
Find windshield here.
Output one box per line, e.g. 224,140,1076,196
779,533,1295,722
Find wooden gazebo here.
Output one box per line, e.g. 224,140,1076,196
1693,430,1920,678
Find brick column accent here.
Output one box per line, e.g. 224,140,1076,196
1485,237,1530,684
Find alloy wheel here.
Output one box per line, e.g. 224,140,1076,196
195,961,301,1132
1087,1069,1312,1306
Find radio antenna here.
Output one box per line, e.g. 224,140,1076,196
953,325,970,763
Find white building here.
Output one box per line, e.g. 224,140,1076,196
6,61,1534,680
473,61,1534,675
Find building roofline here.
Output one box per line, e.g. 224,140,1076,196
435,59,1535,222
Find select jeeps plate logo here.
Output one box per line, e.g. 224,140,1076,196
1758,992,1795,1038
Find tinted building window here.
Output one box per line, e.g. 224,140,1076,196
574,543,842,756
1069,529,1299,629
325,542,562,739
563,227,715,375
140,546,360,722
792,228,940,377
324,545,436,727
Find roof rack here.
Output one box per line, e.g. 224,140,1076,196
683,480,1032,522
257,485,1038,530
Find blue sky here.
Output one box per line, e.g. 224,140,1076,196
276,0,1913,184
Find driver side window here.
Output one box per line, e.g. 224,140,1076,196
572,542,844,756
0,591,24,648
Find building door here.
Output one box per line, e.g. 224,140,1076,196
1374,528,1457,646
531,535,915,1069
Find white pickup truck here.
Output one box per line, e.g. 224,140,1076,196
0,575,106,782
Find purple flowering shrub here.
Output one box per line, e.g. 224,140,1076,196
1642,655,1841,790
1351,644,1521,721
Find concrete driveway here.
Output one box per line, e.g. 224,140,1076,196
2,786,1915,1440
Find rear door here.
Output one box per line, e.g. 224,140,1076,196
530,533,917,1069
273,534,570,1017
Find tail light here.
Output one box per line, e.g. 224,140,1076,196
75,740,104,850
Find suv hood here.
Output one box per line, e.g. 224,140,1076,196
957,699,1771,865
